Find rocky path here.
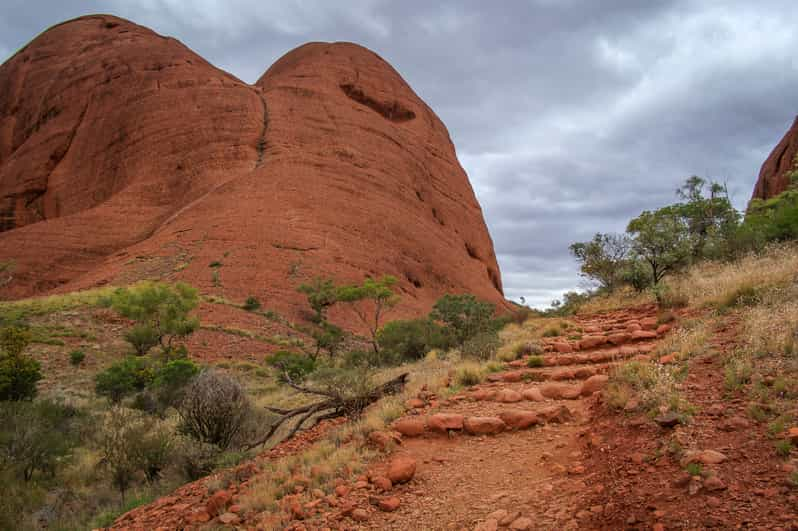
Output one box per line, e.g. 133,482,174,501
338,305,670,531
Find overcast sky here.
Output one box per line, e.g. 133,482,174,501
2,1,797,307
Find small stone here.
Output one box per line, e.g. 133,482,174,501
427,413,465,432
654,412,682,428
580,374,609,396
509,516,533,530
351,508,369,522
474,519,498,531
495,389,523,403
205,490,231,517
464,416,506,435
371,475,392,491
521,387,545,401
487,509,508,522
387,455,417,484
393,417,426,437
378,496,400,512
335,485,351,497
217,512,240,525
788,427,798,445
405,398,426,409
498,410,539,429
703,475,727,491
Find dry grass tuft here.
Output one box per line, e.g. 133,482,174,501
577,287,653,315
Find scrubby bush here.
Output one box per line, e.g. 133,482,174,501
461,331,500,360
377,319,452,363
430,294,495,344
0,327,41,401
307,367,373,402
98,408,174,498
94,357,153,403
177,370,250,450
454,363,483,387
266,351,316,381
152,359,200,408
297,277,339,323
69,349,86,366
177,436,222,480
0,400,82,481
243,296,261,311
527,356,544,368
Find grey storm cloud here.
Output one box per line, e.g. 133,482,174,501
2,0,798,307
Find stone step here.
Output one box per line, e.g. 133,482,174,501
389,405,575,438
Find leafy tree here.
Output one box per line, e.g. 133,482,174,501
105,282,199,355
430,294,495,344
569,233,631,290
297,277,338,323
94,357,154,403
310,321,344,359
626,206,692,284
674,176,739,258
619,258,652,292
0,400,82,481
337,276,400,353
0,327,41,401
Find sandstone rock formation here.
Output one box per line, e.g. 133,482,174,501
0,15,506,321
751,116,798,201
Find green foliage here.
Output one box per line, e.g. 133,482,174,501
527,355,544,367
69,349,86,366
266,351,316,382
243,296,261,311
377,319,452,363
124,324,160,356
685,462,703,476
454,364,484,387
545,291,591,316
99,408,174,497
297,277,339,323
0,400,82,481
620,259,653,292
775,439,793,458
152,359,200,408
177,370,250,450
674,176,739,259
310,321,344,359
569,232,631,290
627,206,693,284
104,282,199,354
336,275,400,352
94,357,154,403
430,294,495,344
0,328,41,401
460,330,501,360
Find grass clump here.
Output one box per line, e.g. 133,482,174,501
723,355,753,393
527,355,544,368
605,361,693,419
685,462,703,476
453,362,484,387
69,349,86,366
243,296,261,311
775,439,793,458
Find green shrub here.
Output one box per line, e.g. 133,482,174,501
243,296,261,311
0,328,41,401
527,355,544,368
460,331,500,360
266,351,316,381
685,462,702,476
377,319,452,362
430,294,496,344
775,439,793,458
454,363,483,387
152,359,200,408
124,324,160,356
0,400,82,481
94,357,154,402
542,327,560,338
307,367,374,402
69,349,86,366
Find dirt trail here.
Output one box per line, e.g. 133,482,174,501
355,306,665,531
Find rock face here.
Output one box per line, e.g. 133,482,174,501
0,15,505,321
751,116,798,201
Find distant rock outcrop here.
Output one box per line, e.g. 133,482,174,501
751,116,798,201
0,15,506,319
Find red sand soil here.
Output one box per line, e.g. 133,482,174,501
0,15,507,327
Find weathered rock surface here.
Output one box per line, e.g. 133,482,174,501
0,15,506,325
751,116,798,201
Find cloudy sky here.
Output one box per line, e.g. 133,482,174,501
2,1,797,307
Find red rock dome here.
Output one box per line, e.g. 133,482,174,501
0,15,507,320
